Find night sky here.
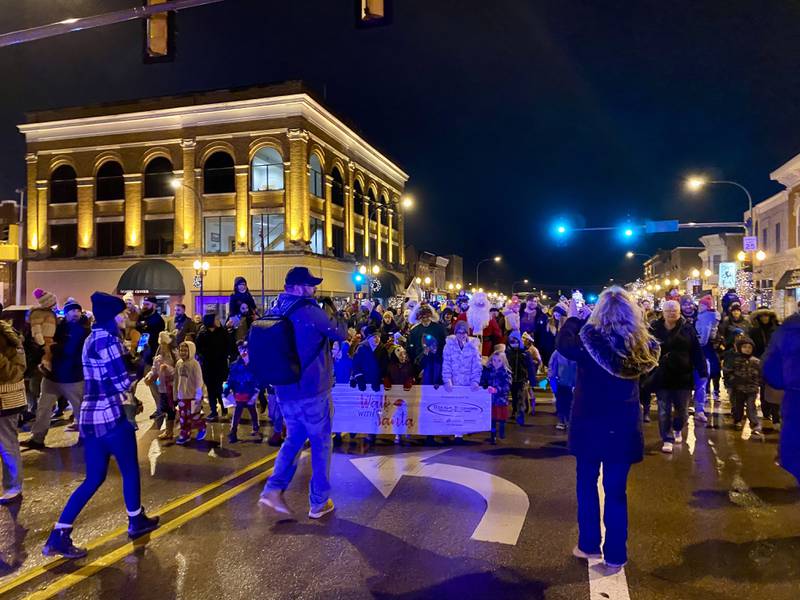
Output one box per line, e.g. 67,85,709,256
2,1,800,294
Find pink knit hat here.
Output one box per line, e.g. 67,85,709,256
33,288,57,309
698,295,714,311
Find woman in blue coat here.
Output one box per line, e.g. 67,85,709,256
556,287,660,571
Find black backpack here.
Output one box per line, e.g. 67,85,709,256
247,300,305,386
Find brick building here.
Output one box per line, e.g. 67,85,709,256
18,82,409,317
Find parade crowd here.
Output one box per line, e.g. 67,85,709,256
0,268,797,568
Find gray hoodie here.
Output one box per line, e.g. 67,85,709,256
271,293,347,403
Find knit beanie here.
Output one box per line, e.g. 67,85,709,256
453,320,469,333
33,288,57,309
698,295,714,311
91,292,125,324
202,314,217,328
63,297,82,314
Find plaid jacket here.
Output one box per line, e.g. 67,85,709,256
79,326,131,438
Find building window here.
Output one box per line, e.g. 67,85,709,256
251,147,284,191
204,216,235,254
144,219,174,255
380,194,389,225
203,152,235,194
309,154,324,198
251,213,285,252
712,254,722,273
354,231,365,260
96,161,125,201
144,156,174,198
49,223,77,258
762,226,768,253
310,217,324,255
353,180,364,215
369,237,376,261
331,167,345,206
50,165,77,204
332,224,345,258
381,241,388,263
775,222,781,253
96,221,125,257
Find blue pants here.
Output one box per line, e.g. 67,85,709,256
59,420,141,525
263,392,332,511
576,458,632,565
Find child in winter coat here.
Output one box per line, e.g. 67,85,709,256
174,341,207,445
722,336,763,435
416,336,443,386
505,331,538,425
147,331,179,440
332,340,353,385
481,350,512,444
225,341,262,444
548,349,577,430
385,346,415,391
350,326,382,446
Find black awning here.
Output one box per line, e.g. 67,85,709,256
372,270,402,298
775,269,800,290
117,259,185,295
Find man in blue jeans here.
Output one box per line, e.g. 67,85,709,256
259,267,347,519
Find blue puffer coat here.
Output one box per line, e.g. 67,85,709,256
556,317,660,464
762,313,800,483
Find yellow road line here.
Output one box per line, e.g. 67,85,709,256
26,466,274,600
0,449,279,597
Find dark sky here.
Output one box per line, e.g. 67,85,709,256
2,0,800,294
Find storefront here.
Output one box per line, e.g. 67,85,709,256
776,268,800,317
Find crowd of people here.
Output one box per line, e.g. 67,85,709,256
0,268,796,569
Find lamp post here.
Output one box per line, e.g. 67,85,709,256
475,255,501,288
193,259,210,310
511,278,529,294
685,177,753,234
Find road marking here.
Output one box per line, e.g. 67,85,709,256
351,449,529,545
0,449,279,597
25,465,275,600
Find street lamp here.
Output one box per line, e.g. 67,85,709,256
193,259,210,307
704,269,712,278
476,255,501,287
512,278,529,294
372,264,381,275
401,195,414,210
685,176,753,235
691,268,700,278
737,251,747,262
755,250,767,262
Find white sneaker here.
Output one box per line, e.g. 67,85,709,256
673,431,683,444
308,499,335,519
694,412,708,423
661,442,674,454
572,545,602,559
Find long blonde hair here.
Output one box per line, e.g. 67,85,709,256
587,286,659,369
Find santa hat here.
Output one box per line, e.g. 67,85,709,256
33,288,57,309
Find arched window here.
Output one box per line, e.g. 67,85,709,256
50,164,77,204
251,147,284,191
203,151,235,194
144,156,174,198
96,161,124,201
367,188,377,216
353,180,364,214
331,167,345,207
380,194,390,225
309,154,323,198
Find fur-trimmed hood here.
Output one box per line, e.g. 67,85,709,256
750,308,779,329
579,323,660,380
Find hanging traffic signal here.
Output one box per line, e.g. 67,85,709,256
144,0,175,62
353,271,365,289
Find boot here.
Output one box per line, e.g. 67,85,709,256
158,420,175,440
43,527,88,559
128,509,160,539
153,413,165,430
267,431,283,447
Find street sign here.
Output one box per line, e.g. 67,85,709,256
719,262,737,289
743,236,758,252
645,220,680,234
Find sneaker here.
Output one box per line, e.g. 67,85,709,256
661,442,674,454
308,499,335,519
695,412,708,423
127,510,160,539
673,431,683,444
42,527,88,559
687,406,695,415
603,560,626,572
227,432,238,444
572,545,602,559
195,429,207,442
206,414,218,423
642,413,651,423
175,436,189,446
21,439,46,450
250,431,263,442
258,490,292,515
734,422,743,431
555,422,566,431
0,490,22,505
751,428,763,438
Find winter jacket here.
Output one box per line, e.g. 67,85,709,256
723,352,761,395
195,325,233,383
23,331,44,379
351,340,382,391
0,321,26,416
416,351,443,386
506,346,538,385
406,321,447,363
29,307,56,369
229,276,257,317
175,341,204,401
149,348,178,394
719,314,748,350
480,365,512,407
748,309,779,358
267,293,347,403
442,335,482,387
548,350,577,388
650,317,708,390
520,308,548,340
169,314,199,345
226,357,260,397
557,317,660,464
333,341,353,385
136,309,165,357
48,319,90,383
695,309,720,348
762,313,800,482
385,356,415,390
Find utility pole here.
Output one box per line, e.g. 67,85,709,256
14,188,24,306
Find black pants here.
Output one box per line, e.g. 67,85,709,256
231,403,259,433
510,382,526,415
158,392,176,421
205,376,225,416
761,384,781,423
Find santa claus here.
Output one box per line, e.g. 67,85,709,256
454,291,504,357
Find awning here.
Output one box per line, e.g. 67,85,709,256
371,271,402,298
775,268,800,290
117,259,186,295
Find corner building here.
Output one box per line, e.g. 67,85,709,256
19,82,409,315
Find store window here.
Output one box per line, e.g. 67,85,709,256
310,217,324,255
204,216,235,254
49,223,77,258
96,221,125,257
251,147,284,192
144,218,174,255
251,213,285,252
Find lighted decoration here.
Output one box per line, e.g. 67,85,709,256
735,269,754,308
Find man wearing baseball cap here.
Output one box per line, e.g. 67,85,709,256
259,267,347,519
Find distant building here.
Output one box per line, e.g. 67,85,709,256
642,247,703,292
698,232,744,292
18,82,409,317
404,246,463,299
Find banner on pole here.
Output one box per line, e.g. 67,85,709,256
719,262,737,289
332,385,491,435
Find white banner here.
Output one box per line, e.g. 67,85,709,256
332,385,492,435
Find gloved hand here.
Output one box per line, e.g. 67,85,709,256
350,377,357,389
358,381,367,392
371,382,381,392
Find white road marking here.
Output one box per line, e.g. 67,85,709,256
351,449,529,545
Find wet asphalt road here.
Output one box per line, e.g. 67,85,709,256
1,387,798,600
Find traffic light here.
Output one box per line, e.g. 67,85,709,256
353,271,365,290
144,0,175,62
355,0,393,27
